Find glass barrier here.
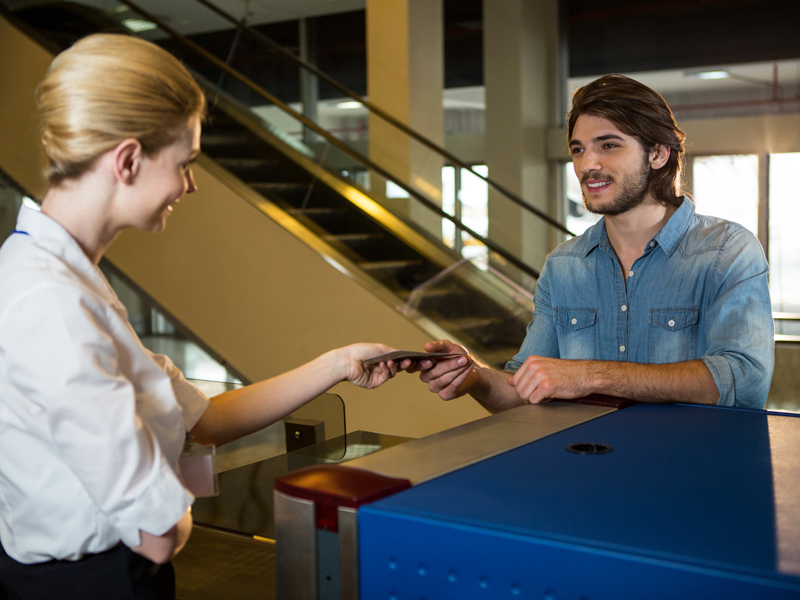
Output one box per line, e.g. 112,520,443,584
183,380,410,540
185,380,347,472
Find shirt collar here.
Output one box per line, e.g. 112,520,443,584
16,205,117,302
573,197,695,259
651,197,694,257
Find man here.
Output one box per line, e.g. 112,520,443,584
417,74,774,411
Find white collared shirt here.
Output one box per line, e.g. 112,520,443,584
0,206,210,564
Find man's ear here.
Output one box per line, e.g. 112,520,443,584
113,138,143,184
649,144,670,170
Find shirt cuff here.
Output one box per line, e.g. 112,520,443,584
110,458,193,548
700,355,733,407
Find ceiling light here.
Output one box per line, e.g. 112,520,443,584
685,69,730,80
122,19,157,32
336,101,363,109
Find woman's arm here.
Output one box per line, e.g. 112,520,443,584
190,343,403,447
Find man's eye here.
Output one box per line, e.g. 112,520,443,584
570,147,584,155
603,143,618,150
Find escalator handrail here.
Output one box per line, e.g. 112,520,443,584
118,0,541,280
181,0,572,237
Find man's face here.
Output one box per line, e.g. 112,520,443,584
569,114,652,216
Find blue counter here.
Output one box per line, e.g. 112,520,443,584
359,404,800,599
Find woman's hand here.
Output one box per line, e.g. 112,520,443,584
336,343,412,389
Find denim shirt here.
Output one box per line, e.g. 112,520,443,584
507,199,774,409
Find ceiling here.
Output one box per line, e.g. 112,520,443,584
77,0,366,32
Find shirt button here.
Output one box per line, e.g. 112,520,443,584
571,318,577,325
619,345,626,353
621,305,628,312
668,319,675,327
649,241,656,248
628,270,634,277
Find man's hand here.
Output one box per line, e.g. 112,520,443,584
409,340,475,400
508,355,592,404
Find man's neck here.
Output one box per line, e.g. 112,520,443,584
604,196,679,274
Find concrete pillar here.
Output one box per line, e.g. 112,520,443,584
366,0,444,240
484,0,560,277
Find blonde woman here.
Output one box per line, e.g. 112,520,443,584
0,34,404,599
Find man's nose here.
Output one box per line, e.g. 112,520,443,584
580,149,602,173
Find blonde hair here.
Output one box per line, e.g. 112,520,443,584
37,34,206,185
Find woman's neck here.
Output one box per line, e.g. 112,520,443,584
40,167,121,265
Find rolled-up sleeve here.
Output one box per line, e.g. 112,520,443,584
4,286,191,548
701,228,774,409
506,261,560,372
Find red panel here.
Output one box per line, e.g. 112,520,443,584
274,465,412,531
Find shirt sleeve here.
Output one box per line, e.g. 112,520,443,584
148,352,210,431
2,286,192,548
506,259,561,372
700,228,774,409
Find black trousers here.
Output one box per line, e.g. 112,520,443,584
0,541,174,600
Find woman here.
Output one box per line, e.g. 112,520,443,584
0,34,404,599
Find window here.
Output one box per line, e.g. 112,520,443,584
769,153,800,313
691,155,759,236
442,165,489,266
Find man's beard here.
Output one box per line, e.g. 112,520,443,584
582,153,650,216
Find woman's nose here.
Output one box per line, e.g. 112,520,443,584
185,168,198,194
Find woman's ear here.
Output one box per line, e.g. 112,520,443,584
649,144,671,170
113,138,143,184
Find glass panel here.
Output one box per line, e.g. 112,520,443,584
769,152,800,315
401,257,533,369
210,392,347,474
564,162,601,237
692,155,759,235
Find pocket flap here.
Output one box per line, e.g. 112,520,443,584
648,307,699,331
554,307,597,331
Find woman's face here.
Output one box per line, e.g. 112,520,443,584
133,118,201,233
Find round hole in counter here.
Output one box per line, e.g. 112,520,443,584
565,442,613,455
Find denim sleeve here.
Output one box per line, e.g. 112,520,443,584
506,260,561,372
700,228,774,409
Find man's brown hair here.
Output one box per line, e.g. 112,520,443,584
567,74,686,207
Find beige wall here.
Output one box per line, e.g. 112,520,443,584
0,17,49,198
0,15,489,439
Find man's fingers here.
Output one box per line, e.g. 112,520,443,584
421,362,472,394
439,364,475,400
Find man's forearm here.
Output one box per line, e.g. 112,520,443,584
466,364,524,414
585,359,719,404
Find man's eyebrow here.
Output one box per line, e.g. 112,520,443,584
569,133,626,147
594,134,626,142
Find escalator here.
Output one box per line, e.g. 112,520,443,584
0,0,571,373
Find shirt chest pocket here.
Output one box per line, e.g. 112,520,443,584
647,307,699,364
553,307,597,360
